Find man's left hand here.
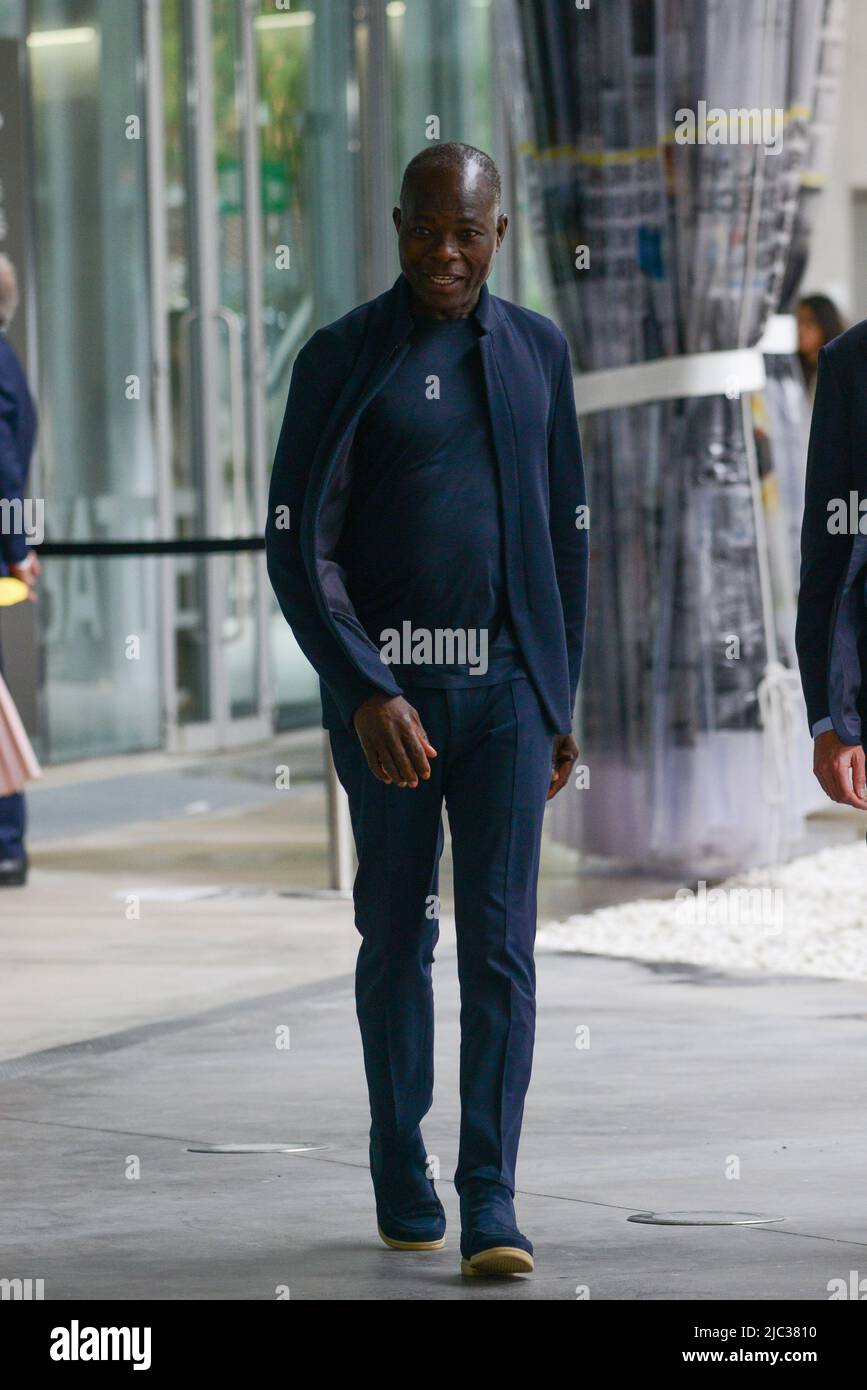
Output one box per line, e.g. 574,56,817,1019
548,734,579,801
10,551,42,601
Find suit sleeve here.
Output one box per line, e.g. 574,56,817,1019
795,345,853,735
548,335,589,716
0,378,28,569
265,331,403,730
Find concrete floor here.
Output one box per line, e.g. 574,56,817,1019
4,942,867,1300
2,740,867,1300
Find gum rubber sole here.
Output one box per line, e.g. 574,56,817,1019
377,1225,446,1251
460,1247,535,1277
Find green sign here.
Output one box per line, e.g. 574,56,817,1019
218,158,290,216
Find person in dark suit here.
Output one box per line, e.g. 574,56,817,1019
0,254,40,887
266,144,588,1276
796,317,867,810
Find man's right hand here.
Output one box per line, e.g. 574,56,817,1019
353,692,437,788
813,729,867,809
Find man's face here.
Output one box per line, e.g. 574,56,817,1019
393,163,507,319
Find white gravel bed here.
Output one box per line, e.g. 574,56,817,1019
536,839,867,982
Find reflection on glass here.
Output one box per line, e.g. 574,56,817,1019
256,0,356,723
386,0,496,284
29,0,161,759
0,0,21,38
162,0,209,725
255,0,358,448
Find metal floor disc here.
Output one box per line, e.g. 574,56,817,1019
628,1210,785,1226
186,1142,328,1155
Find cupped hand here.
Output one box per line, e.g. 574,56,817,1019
813,728,867,809
353,692,437,787
548,733,579,801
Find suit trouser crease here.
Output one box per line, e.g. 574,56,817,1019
329,678,551,1195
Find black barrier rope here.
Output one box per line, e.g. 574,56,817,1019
35,537,266,557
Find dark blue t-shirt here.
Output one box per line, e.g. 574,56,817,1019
336,308,526,688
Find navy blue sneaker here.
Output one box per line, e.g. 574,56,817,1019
459,1178,534,1275
371,1126,446,1250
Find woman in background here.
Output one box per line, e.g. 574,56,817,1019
798,294,847,402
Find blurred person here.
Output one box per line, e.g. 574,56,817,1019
0,253,40,888
266,144,588,1276
796,313,867,812
797,293,846,402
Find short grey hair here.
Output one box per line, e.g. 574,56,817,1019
400,142,502,213
0,254,19,330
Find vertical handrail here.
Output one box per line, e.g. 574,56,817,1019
239,0,273,727
326,737,355,893
143,0,179,744
188,0,225,739
214,304,252,647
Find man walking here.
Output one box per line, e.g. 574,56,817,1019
266,144,588,1275
0,254,39,888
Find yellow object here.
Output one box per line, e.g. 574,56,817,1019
460,1247,535,1277
0,576,29,607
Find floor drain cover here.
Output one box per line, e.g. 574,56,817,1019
187,1142,328,1155
629,1210,785,1226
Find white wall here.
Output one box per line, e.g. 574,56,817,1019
802,2,867,324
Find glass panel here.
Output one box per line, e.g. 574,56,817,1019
39,558,161,760
385,0,498,286
163,0,267,731
29,0,161,759
0,0,21,38
255,0,359,449
256,0,357,725
515,159,553,315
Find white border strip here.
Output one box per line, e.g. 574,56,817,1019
575,348,767,415
757,313,798,355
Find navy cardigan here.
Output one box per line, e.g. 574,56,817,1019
265,273,589,736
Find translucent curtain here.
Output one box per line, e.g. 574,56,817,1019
505,0,843,872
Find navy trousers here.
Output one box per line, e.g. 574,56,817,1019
329,677,555,1195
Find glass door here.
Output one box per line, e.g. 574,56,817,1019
149,0,270,751
29,0,163,762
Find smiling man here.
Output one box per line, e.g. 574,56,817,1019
266,143,588,1277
